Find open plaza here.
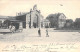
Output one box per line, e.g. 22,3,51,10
0,28,80,42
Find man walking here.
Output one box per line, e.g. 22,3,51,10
38,28,41,37
46,28,49,37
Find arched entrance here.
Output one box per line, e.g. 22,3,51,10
33,14,39,28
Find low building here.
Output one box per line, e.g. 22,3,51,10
0,16,8,28
0,16,8,23
43,19,50,28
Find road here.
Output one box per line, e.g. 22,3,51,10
0,28,80,42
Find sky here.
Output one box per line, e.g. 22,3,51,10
0,0,80,21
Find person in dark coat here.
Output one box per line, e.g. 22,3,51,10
46,28,49,37
38,28,41,37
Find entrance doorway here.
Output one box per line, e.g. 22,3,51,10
33,14,38,28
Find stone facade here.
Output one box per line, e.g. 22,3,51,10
16,5,44,28
25,5,44,28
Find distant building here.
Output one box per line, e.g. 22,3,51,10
0,16,8,28
58,13,66,28
46,13,66,28
0,16,8,23
0,5,44,29
43,19,50,28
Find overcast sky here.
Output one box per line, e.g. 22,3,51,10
0,0,80,20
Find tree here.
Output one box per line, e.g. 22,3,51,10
46,14,59,28
74,18,80,28
65,19,73,28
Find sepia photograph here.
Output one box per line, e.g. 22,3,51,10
0,0,80,52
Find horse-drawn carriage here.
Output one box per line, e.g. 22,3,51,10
9,20,23,33
0,20,23,33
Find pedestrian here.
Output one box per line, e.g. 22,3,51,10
46,28,49,37
38,28,41,37
11,25,16,33
9,24,12,31
9,24,16,33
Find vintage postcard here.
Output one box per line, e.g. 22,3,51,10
0,0,80,52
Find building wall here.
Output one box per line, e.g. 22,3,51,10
43,19,50,28
26,13,30,28
26,5,43,28
16,5,44,28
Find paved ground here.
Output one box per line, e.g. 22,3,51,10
0,28,80,42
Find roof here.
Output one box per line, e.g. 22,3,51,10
9,20,20,21
0,16,8,19
57,13,66,18
43,19,50,22
46,13,66,19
